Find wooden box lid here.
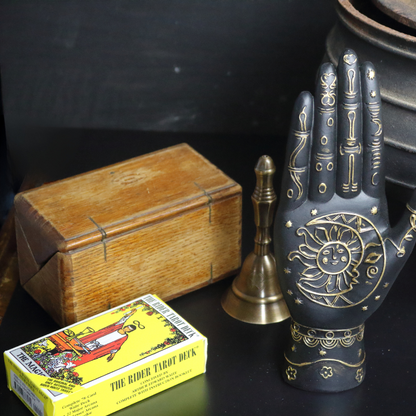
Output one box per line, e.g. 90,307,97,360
15,143,241,267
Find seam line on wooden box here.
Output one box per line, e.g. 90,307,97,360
194,182,213,223
88,217,107,261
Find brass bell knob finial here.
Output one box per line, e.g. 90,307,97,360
222,155,290,324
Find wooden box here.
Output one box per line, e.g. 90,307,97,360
15,144,242,326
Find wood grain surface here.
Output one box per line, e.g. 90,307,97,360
15,144,242,325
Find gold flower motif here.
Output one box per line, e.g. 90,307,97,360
284,268,291,274
294,298,303,305
311,209,318,216
362,306,368,311
320,366,333,379
371,206,378,215
286,366,297,381
286,221,293,228
370,90,376,98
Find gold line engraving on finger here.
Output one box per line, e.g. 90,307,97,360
342,154,358,193
343,103,359,111
316,151,334,161
369,137,382,186
316,151,334,173
347,111,356,143
319,73,337,114
368,103,382,137
345,69,357,99
340,110,361,193
288,107,309,200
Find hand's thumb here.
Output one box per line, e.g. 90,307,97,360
389,188,416,258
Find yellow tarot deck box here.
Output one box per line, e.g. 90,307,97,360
4,294,208,416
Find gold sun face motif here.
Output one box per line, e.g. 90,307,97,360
287,213,386,308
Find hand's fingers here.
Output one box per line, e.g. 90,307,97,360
360,62,384,198
309,63,337,202
280,91,313,210
336,49,363,198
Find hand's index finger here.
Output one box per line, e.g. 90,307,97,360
280,91,313,210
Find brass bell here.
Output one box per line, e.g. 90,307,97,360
222,155,290,324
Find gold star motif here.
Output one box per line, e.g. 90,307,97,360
383,283,390,288
367,69,375,80
294,298,303,305
284,268,291,274
371,206,378,215
285,221,293,228
370,90,376,98
287,290,293,296
319,350,327,356
362,306,368,311
311,209,318,216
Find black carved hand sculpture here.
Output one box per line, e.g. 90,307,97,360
274,49,416,392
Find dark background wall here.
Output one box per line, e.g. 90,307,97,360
0,0,337,183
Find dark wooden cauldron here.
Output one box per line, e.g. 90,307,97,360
326,0,416,190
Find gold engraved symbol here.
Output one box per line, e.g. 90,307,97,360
320,366,333,379
355,368,364,383
367,102,382,187
343,54,357,66
288,213,385,308
341,111,361,193
345,69,357,99
287,107,308,200
319,73,336,115
368,103,382,137
286,366,297,381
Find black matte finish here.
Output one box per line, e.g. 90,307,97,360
274,50,416,392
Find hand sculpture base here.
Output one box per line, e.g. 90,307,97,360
283,321,365,392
